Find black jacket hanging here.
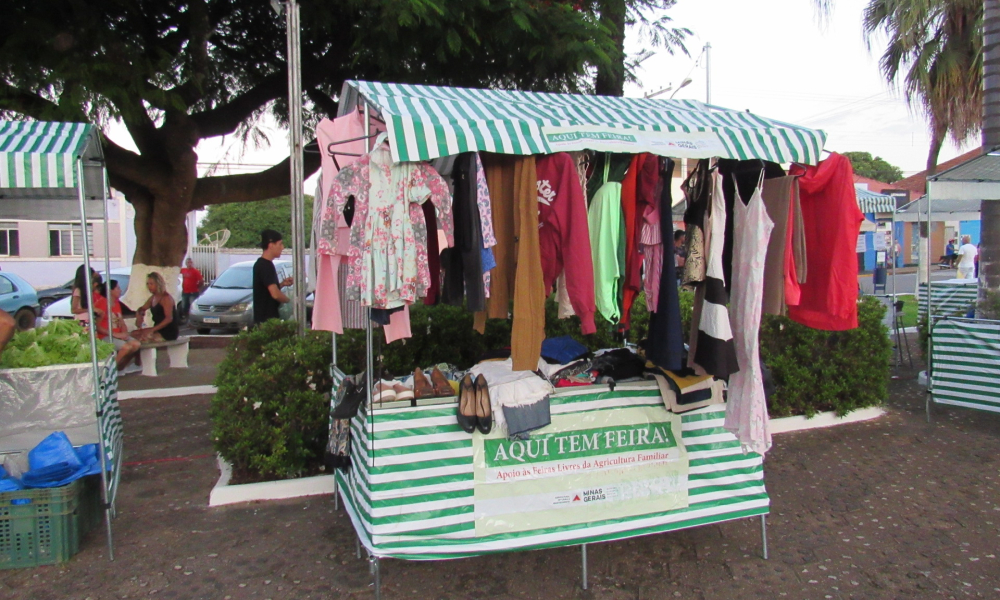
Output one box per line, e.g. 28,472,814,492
440,152,486,312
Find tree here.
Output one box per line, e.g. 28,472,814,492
591,0,691,96
862,0,982,174
197,195,313,249
842,151,904,183
0,1,625,269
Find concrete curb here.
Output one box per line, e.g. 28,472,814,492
770,406,886,435
208,455,335,507
119,385,217,400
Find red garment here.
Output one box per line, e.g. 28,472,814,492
92,295,125,341
624,154,659,327
619,155,640,327
787,153,863,330
180,267,203,294
535,153,596,335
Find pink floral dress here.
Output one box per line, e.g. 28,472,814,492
327,144,453,309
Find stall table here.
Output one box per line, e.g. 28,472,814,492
335,381,767,596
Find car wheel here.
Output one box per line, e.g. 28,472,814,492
13,308,35,332
196,328,211,335
39,297,55,309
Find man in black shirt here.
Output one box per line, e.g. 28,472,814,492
253,229,293,325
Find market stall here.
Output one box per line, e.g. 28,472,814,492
930,317,1000,413
0,121,124,561
317,81,848,596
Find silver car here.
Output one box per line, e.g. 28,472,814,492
189,260,294,334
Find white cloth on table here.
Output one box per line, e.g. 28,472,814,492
468,358,554,434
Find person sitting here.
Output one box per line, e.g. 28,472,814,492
132,272,179,342
70,264,102,323
93,280,141,371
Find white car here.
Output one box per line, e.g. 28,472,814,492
42,268,137,319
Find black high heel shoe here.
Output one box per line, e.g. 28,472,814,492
456,374,477,433
474,374,492,435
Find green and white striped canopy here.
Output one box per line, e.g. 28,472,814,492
0,121,97,189
343,80,827,164
855,187,896,213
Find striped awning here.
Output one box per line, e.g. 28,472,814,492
855,187,896,213
0,121,96,189
343,81,827,164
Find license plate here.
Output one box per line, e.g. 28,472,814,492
203,317,220,324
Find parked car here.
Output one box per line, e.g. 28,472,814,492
42,268,135,320
34,279,75,310
0,272,41,331
188,260,295,334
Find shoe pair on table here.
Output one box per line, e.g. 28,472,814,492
457,374,492,434
372,380,414,404
413,367,453,399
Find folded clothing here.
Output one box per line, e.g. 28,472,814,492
503,399,551,437
541,336,589,364
590,348,646,381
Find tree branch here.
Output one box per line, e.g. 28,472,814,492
0,85,84,121
192,147,321,209
103,137,171,191
190,74,286,138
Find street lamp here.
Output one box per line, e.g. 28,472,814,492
644,78,693,100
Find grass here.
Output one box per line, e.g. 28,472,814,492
896,294,917,328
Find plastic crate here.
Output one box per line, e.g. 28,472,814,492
0,479,90,569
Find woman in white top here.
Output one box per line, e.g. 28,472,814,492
956,235,978,279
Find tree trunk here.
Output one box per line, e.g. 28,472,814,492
925,117,948,176
982,0,1000,299
594,0,627,97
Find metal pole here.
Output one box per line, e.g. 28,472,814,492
77,158,113,561
581,543,588,590
760,515,768,560
704,43,712,104
370,555,381,600
285,0,307,335
101,168,112,291
356,535,361,559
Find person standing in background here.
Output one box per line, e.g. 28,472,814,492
673,230,687,283
179,258,203,321
945,238,957,267
253,229,293,326
956,235,978,279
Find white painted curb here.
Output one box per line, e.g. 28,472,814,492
770,406,886,435
209,455,335,507
119,385,217,400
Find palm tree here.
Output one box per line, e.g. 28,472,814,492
862,0,982,174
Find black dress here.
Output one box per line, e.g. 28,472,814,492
151,299,179,341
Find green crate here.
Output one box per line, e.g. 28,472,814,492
0,479,86,569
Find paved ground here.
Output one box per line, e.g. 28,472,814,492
3,342,1000,599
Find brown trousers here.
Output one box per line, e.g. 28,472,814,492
476,154,544,371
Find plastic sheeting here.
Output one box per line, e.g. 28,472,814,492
0,363,98,452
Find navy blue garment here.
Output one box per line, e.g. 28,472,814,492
646,157,685,371
541,336,588,364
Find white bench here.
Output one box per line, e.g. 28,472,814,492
138,336,190,377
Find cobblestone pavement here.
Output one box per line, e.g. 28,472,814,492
2,347,999,600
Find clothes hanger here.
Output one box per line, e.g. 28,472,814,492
373,131,389,149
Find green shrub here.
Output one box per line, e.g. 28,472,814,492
759,296,891,417
211,320,333,482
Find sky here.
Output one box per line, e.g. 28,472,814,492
109,0,976,188
624,0,974,177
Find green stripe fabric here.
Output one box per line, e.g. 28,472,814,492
335,390,767,559
931,318,1000,413
918,282,978,318
0,121,93,188
347,81,826,164
855,188,896,213
98,355,124,510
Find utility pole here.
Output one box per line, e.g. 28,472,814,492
273,0,307,336
705,42,712,104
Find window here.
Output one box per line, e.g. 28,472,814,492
0,276,13,295
48,223,94,257
0,222,18,257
